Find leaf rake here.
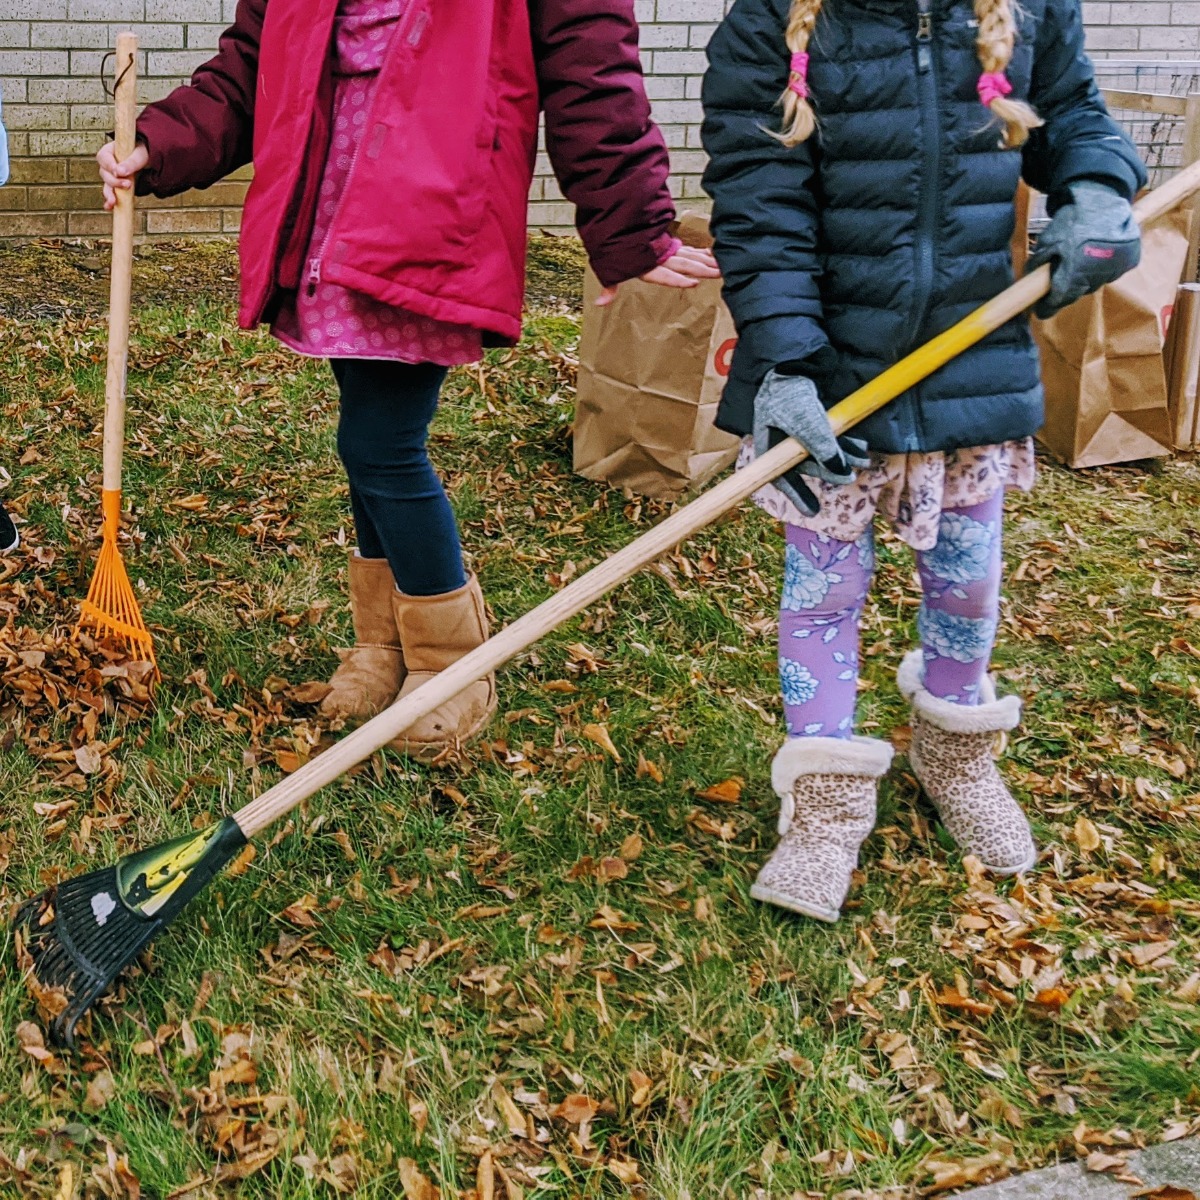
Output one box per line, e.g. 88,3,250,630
17,163,1200,1049
77,33,156,669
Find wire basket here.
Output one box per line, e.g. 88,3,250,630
1026,61,1200,234
1094,60,1200,186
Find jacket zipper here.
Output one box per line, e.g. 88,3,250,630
909,0,940,342
306,3,430,295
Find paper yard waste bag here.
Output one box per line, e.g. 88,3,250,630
1036,207,1191,468
573,214,740,500
1165,283,1200,451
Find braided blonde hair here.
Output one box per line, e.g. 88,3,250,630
975,0,1042,146
777,0,1042,148
777,0,822,147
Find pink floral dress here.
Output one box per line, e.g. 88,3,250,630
737,437,1036,551
271,0,484,366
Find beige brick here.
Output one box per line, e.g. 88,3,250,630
0,212,68,236
146,207,222,234
29,130,101,156
68,207,145,235
27,183,101,210
0,187,29,210
5,156,68,183
2,102,70,130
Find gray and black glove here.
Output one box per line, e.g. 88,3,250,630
1028,182,1141,319
753,369,870,516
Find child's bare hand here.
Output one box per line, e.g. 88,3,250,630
97,141,149,210
595,245,720,306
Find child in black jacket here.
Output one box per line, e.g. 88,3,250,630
702,0,1146,920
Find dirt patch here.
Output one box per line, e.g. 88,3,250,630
0,233,587,322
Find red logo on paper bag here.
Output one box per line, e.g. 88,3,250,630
713,338,737,378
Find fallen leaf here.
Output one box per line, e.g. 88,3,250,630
618,833,644,861
1085,1151,1128,1174
696,777,743,804
281,894,319,928
84,1069,116,1111
636,752,664,782
1075,816,1102,853
74,743,103,775
608,1158,642,1184
552,1093,599,1125
630,1069,654,1107
1131,1188,1198,1200
491,1082,527,1139
397,1158,439,1200
582,723,621,762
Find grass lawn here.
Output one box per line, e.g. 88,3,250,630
0,238,1198,1199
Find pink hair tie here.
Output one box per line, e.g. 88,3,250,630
977,71,1013,108
789,52,810,99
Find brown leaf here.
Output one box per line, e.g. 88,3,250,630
589,904,641,932
84,1069,117,1111
477,1152,495,1200
1085,1151,1128,1174
608,1158,642,1184
1074,816,1102,853
171,493,209,511
281,894,319,928
289,680,333,705
397,1158,440,1200
74,743,103,775
582,723,621,762
1131,1189,1198,1200
630,1069,654,1107
1032,987,1071,1010
635,752,664,782
933,986,996,1018
407,1094,429,1142
491,1082,527,1139
226,843,257,877
552,1093,599,1125
618,833,644,861
695,777,743,804
687,810,737,842
597,856,629,882
1127,940,1175,967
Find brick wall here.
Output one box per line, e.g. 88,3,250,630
0,0,1194,239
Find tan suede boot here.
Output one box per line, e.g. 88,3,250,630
389,574,497,759
320,554,407,723
751,736,895,922
897,650,1037,876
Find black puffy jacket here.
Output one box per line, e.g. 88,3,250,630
701,0,1147,452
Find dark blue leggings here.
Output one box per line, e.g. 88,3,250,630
332,359,466,597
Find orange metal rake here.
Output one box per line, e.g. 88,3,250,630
78,33,155,668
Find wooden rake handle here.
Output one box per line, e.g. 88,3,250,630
103,33,138,497
233,160,1200,841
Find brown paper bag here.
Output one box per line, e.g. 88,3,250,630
573,214,740,499
1036,207,1191,468
1165,283,1200,451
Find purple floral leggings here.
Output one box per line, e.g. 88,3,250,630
779,491,1006,737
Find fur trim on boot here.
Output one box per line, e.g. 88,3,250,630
320,553,406,722
390,573,497,760
751,736,894,922
898,650,1036,875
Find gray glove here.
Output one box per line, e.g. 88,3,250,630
1028,182,1141,319
753,369,870,516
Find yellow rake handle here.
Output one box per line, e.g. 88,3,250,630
231,161,1200,842
103,32,138,498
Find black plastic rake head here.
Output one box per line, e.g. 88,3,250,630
13,817,248,1048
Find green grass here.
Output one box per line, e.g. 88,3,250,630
0,240,1198,1199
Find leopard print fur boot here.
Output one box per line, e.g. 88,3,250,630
750,736,895,922
897,650,1037,876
